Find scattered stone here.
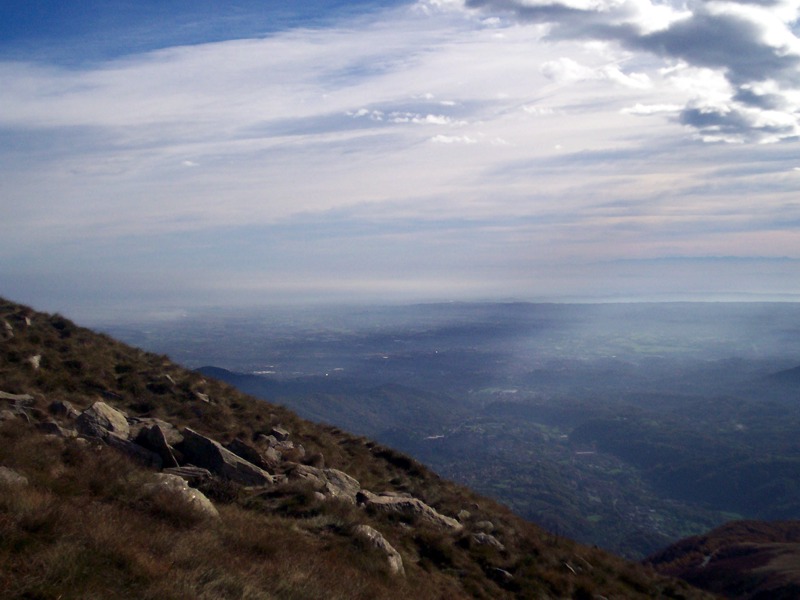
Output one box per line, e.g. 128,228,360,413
37,420,77,438
471,532,505,551
2,319,13,338
225,438,276,470
489,567,514,584
105,435,163,469
194,391,211,403
143,473,219,520
27,355,41,370
0,391,33,402
163,465,213,485
457,509,471,522
0,409,16,421
48,400,80,420
256,434,278,447
356,490,463,532
263,446,281,463
354,524,405,576
0,466,28,487
180,428,273,486
76,401,130,440
270,426,290,442
474,520,494,533
135,424,179,468
128,418,183,446
289,464,361,503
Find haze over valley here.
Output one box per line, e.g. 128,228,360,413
104,301,800,558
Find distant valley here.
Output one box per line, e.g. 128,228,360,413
104,302,800,559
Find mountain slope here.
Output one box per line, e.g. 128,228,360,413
647,520,800,599
0,296,712,599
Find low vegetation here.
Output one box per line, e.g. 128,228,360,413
0,297,713,598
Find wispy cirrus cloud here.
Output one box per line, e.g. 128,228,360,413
1,0,800,315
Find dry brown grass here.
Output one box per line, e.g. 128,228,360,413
0,297,716,599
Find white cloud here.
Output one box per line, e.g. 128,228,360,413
430,134,479,143
2,0,800,313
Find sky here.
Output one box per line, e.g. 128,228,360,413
2,0,800,322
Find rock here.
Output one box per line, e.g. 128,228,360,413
225,438,276,470
457,509,472,522
270,426,290,442
194,392,211,403
289,464,360,503
76,401,130,440
48,400,80,419
356,491,463,532
163,465,213,485
105,435,163,469
0,410,17,421
471,532,505,551
128,418,183,446
27,355,41,370
0,391,33,402
256,434,278,447
289,465,361,504
37,420,77,438
143,473,219,520
354,524,405,576
263,446,281,463
321,468,360,502
0,466,28,487
180,428,273,486
135,424,179,468
474,520,494,533
489,567,514,584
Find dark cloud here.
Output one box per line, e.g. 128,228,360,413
465,0,800,142
680,104,798,142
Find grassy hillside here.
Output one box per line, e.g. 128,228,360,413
0,297,713,599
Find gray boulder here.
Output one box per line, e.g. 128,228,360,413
471,532,505,551
357,490,463,532
354,524,405,575
225,438,276,470
48,400,80,420
143,473,219,520
105,435,163,469
288,464,360,503
76,401,130,440
128,418,183,446
135,424,179,468
180,428,273,486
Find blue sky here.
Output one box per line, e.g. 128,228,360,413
2,0,800,321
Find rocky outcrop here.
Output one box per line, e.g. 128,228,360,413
180,428,273,486
472,532,505,551
288,464,361,503
354,524,405,575
48,400,80,420
76,401,130,440
357,490,463,532
225,438,277,470
163,465,213,485
143,473,219,520
135,424,180,468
